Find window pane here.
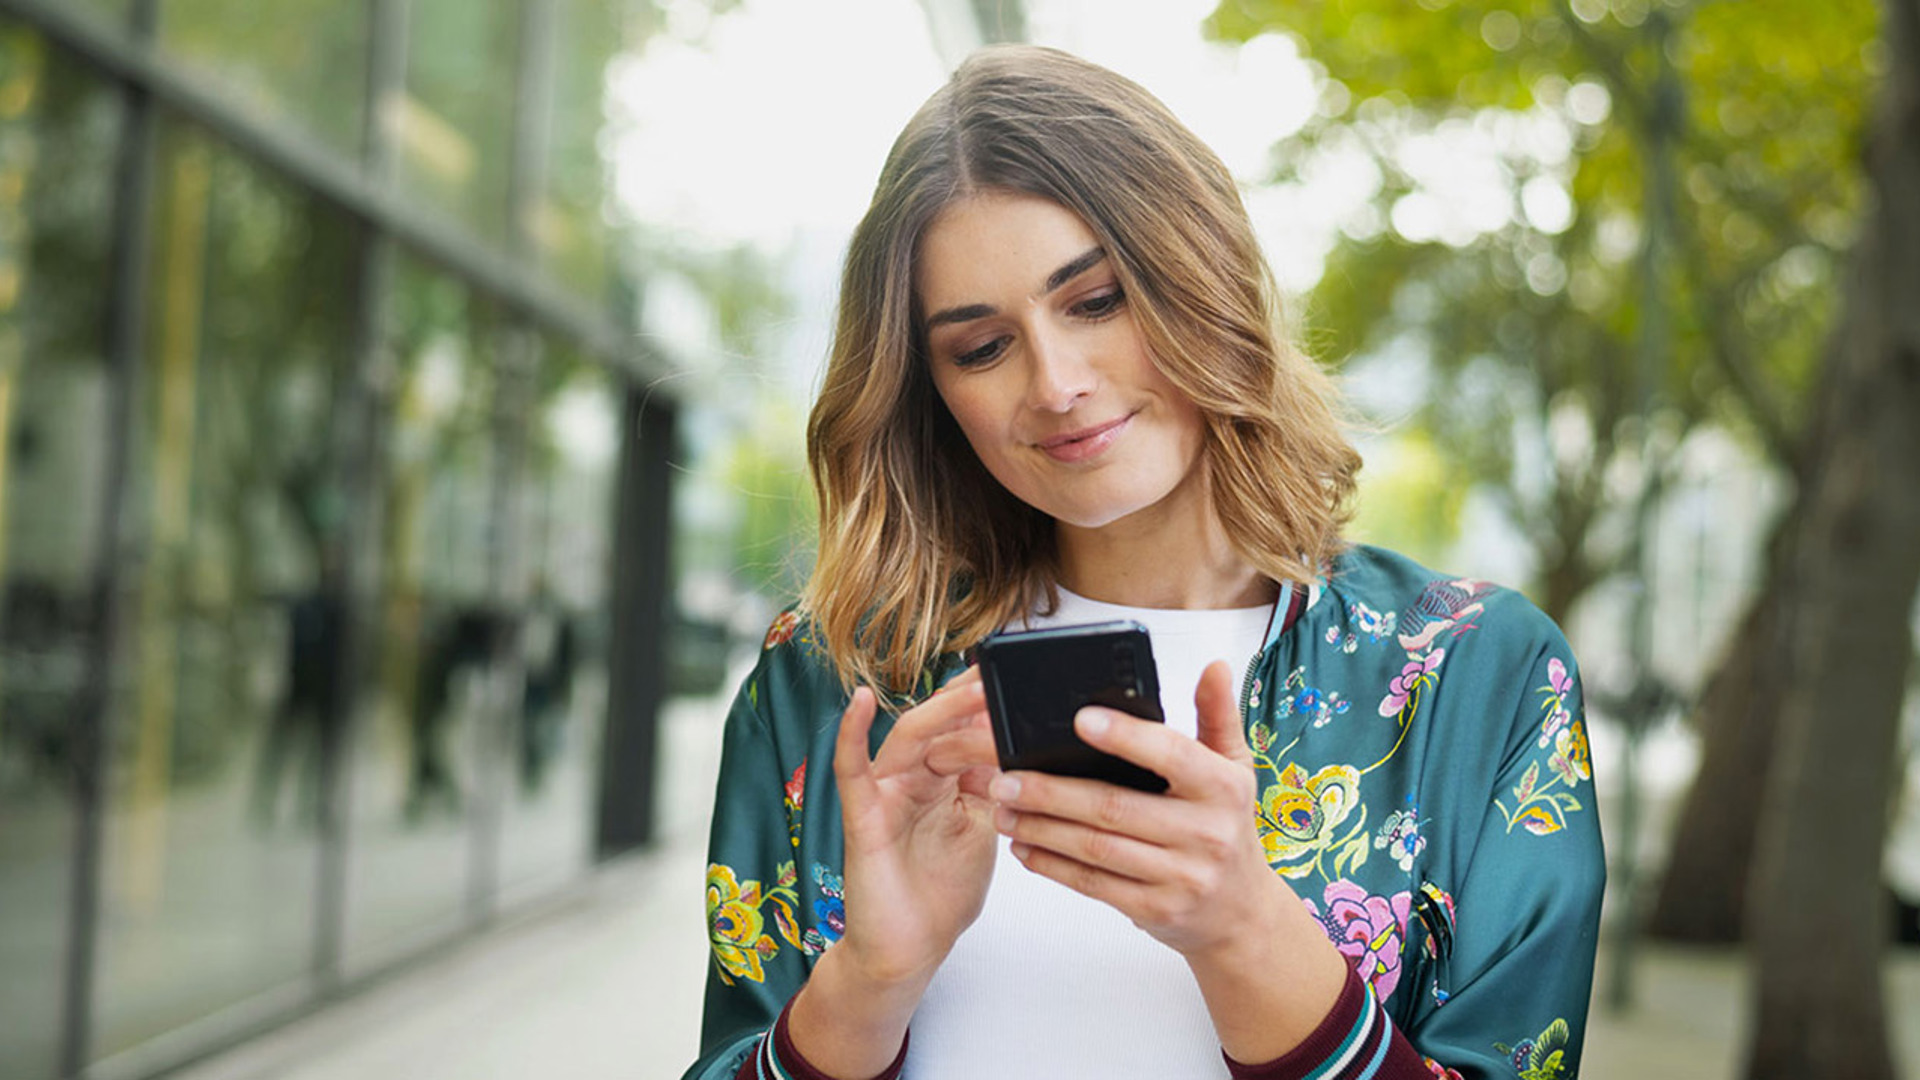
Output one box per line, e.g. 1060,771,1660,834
536,0,621,302
344,257,498,972
93,123,358,1060
157,0,368,155
0,29,120,1080
398,0,517,245
497,342,618,903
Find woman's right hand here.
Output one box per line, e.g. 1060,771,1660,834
787,668,999,1075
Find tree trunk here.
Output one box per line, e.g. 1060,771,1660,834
1745,2,1920,1076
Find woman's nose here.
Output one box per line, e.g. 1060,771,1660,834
1025,327,1096,413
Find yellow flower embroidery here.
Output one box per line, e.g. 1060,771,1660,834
706,863,800,985
1259,763,1363,878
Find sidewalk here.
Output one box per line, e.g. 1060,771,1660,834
168,680,1920,1080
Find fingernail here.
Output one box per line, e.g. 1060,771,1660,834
994,807,1017,833
990,775,1021,802
1077,708,1110,737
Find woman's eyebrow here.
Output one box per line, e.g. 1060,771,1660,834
923,246,1110,330
1042,246,1107,294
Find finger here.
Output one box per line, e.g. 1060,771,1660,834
1193,660,1251,768
832,686,879,802
925,720,997,776
995,804,1179,883
988,769,1198,848
1071,707,1221,799
1010,840,1158,917
871,681,989,774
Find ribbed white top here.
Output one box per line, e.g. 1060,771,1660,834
903,587,1273,1078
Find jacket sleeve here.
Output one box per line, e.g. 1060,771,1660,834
682,649,819,1080
1399,623,1607,1079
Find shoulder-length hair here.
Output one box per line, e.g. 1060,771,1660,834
801,44,1360,698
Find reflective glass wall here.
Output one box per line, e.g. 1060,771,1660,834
0,29,119,1079
0,2,672,1078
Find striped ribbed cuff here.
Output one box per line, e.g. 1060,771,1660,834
748,996,908,1080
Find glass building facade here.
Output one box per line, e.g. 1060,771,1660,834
0,2,674,1077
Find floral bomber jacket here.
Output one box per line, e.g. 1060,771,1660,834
686,545,1605,1080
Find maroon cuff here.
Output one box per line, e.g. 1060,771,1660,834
1221,965,1442,1080
1222,964,1369,1080
742,995,908,1080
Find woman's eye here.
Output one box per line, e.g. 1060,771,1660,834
1073,289,1126,319
953,337,1007,368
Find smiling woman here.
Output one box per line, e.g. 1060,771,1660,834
919,192,1212,545
687,44,1604,1080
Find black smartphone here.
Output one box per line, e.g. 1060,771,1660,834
975,619,1168,793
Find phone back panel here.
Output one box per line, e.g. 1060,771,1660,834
976,620,1168,792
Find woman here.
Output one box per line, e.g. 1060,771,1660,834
688,45,1603,1080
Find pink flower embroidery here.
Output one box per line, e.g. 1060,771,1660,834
1546,657,1572,696
1306,880,1413,1001
1378,649,1446,718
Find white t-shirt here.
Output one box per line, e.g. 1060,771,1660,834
903,587,1276,1079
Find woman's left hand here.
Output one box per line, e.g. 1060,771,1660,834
988,659,1348,1062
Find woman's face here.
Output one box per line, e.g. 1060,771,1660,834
917,191,1208,534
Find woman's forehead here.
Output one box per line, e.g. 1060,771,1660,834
914,193,1102,312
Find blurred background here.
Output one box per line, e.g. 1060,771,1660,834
0,0,1913,1078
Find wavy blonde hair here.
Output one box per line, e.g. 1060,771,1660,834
802,45,1360,698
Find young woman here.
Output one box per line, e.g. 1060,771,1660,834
687,45,1603,1080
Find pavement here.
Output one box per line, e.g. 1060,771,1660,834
165,672,1920,1080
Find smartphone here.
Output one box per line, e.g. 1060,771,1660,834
975,619,1168,793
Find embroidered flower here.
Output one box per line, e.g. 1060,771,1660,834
800,865,847,955
1258,763,1362,877
707,864,776,985
1548,721,1592,786
1374,807,1426,872
783,761,807,849
1291,686,1352,728
814,866,844,937
763,610,800,650
1351,601,1397,642
1306,880,1413,1002
1536,657,1577,748
1379,649,1446,718
1546,657,1573,697
784,761,807,812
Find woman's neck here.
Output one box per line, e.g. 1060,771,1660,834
1053,501,1273,611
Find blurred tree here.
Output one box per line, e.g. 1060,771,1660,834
1209,0,1872,617
1743,2,1919,1076
1207,0,1881,942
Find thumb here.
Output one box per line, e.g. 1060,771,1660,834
832,687,879,800
1193,660,1250,766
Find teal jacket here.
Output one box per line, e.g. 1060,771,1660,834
687,545,1604,1079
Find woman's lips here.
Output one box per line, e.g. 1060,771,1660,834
1036,413,1133,463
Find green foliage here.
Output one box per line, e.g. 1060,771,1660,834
721,397,816,603
1350,427,1468,567
1208,0,1878,612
